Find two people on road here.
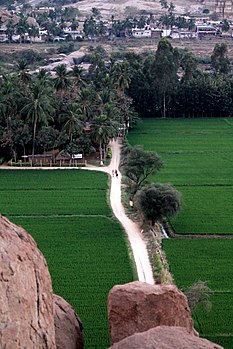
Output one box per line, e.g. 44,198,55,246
112,169,118,178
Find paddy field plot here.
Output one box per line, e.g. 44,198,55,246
0,170,135,349
128,118,233,349
163,239,233,349
128,118,233,234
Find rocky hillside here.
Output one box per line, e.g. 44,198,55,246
0,215,223,348
73,0,203,19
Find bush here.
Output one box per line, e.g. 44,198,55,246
8,161,29,166
57,42,75,54
13,50,43,65
107,148,112,158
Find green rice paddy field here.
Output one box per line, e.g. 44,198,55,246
128,118,233,235
0,170,135,349
163,239,233,348
128,118,233,348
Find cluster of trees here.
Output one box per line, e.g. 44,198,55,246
4,6,82,43
0,47,137,162
122,145,182,226
124,39,233,118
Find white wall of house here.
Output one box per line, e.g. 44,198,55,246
132,29,151,37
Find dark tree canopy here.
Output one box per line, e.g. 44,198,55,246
211,43,230,75
135,183,182,225
123,145,164,198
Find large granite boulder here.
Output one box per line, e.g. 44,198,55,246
108,281,195,344
0,215,56,348
54,294,84,349
108,326,223,349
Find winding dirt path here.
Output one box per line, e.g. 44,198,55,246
73,139,155,284
108,139,154,284
0,138,155,284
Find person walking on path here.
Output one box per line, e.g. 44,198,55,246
115,169,118,178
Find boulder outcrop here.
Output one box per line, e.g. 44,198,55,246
54,294,84,349
107,326,224,349
0,215,56,348
108,281,195,344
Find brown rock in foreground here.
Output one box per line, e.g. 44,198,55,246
0,215,56,348
54,294,84,349
108,326,223,349
108,281,195,344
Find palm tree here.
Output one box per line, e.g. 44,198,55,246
111,61,131,93
6,19,15,43
16,59,31,85
28,25,39,44
71,65,85,95
91,114,119,165
61,102,84,142
16,16,28,44
53,64,70,98
77,87,94,121
21,81,54,159
37,68,49,84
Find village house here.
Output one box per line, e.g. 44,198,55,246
195,25,220,38
170,29,198,39
132,25,151,38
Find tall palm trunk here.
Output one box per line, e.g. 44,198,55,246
99,140,103,165
32,116,37,161
163,91,166,119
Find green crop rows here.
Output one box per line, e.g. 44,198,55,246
163,239,233,348
128,118,233,234
0,170,135,349
128,118,233,349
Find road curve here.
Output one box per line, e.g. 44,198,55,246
0,139,155,284
108,139,154,284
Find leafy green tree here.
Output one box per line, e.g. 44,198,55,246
135,183,182,225
222,19,230,32
151,38,179,118
123,145,164,198
211,43,230,75
180,51,198,82
185,281,212,313
91,7,101,19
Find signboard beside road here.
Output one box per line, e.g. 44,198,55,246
72,154,83,159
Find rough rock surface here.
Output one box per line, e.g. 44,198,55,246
108,281,195,344
0,215,56,349
54,294,84,349
26,16,39,27
108,326,224,349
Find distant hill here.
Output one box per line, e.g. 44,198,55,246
72,0,203,19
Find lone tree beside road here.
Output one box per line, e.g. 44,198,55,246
135,183,182,226
123,145,164,200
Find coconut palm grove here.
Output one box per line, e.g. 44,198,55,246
1,38,233,348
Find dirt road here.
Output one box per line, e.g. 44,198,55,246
0,139,155,284
108,139,154,284
88,139,154,283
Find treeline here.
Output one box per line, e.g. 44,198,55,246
0,47,136,161
125,39,233,118
1,39,232,161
